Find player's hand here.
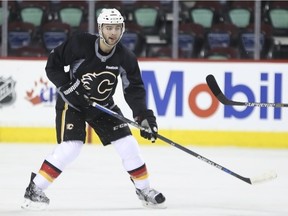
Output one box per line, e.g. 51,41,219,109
58,78,90,111
135,109,158,143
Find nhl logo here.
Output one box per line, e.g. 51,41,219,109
0,76,16,107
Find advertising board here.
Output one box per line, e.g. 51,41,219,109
1,59,287,147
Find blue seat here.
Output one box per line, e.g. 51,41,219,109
9,32,32,49
43,32,68,51
178,33,195,58
241,33,264,52
238,24,274,59
41,22,71,52
178,23,204,58
120,22,145,57
207,33,230,49
8,22,35,49
121,33,139,51
202,23,239,57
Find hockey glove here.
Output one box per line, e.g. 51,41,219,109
58,78,90,111
135,109,158,143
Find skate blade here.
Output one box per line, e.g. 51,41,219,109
141,200,167,209
21,198,49,211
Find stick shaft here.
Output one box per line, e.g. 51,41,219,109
90,102,252,184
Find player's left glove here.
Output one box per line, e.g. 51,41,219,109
135,109,158,143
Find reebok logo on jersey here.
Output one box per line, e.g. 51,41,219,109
106,66,118,70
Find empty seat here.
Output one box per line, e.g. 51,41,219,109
131,1,165,36
41,21,71,52
225,1,254,28
187,1,224,29
266,1,288,30
238,24,274,59
204,23,239,51
120,22,145,57
56,1,87,30
178,23,205,58
264,1,288,59
8,21,35,50
17,1,50,27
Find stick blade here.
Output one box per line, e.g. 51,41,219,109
206,74,222,97
250,170,277,185
206,74,245,106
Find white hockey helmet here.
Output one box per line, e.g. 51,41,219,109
97,8,125,46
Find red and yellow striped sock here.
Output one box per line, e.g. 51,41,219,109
39,160,62,183
128,164,150,189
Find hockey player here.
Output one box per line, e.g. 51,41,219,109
21,8,166,210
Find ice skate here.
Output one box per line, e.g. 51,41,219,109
136,188,166,209
21,173,50,210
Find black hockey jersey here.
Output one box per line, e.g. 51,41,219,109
45,32,147,117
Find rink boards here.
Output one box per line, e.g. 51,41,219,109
1,59,288,148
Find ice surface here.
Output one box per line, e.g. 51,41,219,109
0,143,287,216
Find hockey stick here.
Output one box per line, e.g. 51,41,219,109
206,74,288,108
90,101,277,185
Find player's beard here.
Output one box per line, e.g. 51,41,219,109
103,34,119,47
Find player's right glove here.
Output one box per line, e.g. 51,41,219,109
135,109,158,143
58,78,90,111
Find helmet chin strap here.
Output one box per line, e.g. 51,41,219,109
99,33,115,49
101,37,114,48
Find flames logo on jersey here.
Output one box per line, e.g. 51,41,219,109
81,71,117,102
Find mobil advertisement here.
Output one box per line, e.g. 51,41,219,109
137,61,287,147
0,59,287,147
133,61,288,132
